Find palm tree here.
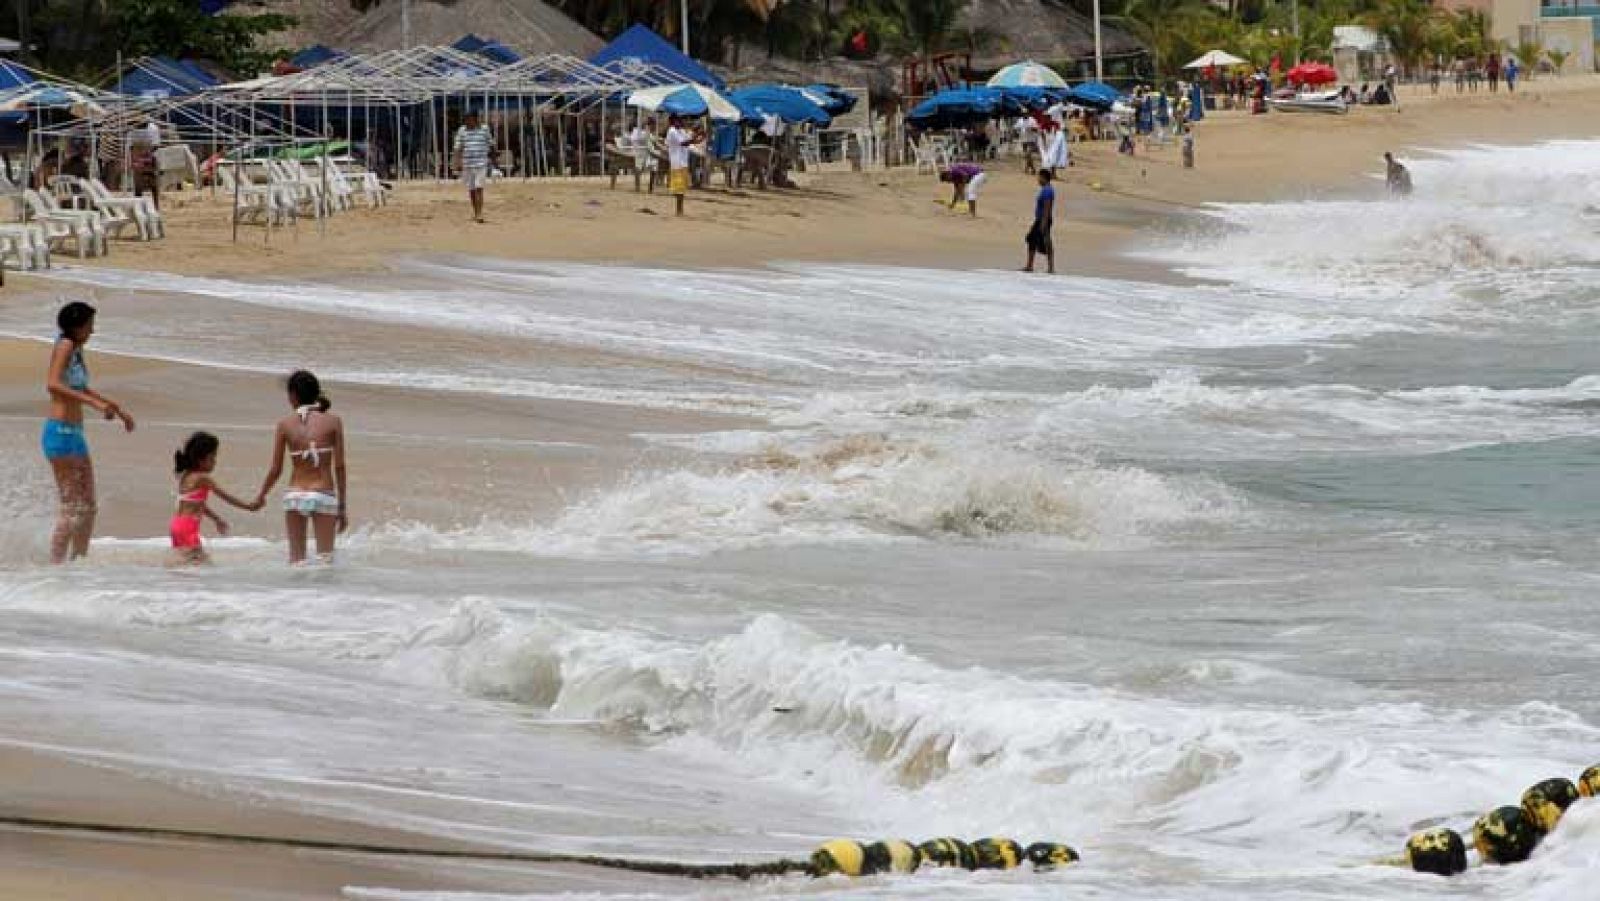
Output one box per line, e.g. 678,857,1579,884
1114,0,1213,79
1513,37,1544,79
1546,47,1569,75
1369,0,1437,77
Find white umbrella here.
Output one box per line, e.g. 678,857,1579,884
1183,50,1248,70
625,83,742,122
987,60,1068,89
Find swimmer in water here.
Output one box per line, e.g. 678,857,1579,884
1384,152,1412,197
254,370,348,565
170,431,261,566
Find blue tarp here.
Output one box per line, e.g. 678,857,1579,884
292,44,346,69
115,56,216,98
0,60,35,91
590,24,725,90
453,34,522,65
729,85,831,126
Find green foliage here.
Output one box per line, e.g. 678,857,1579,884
1545,47,1569,74
1513,38,1543,77
5,0,294,77
1367,0,1436,74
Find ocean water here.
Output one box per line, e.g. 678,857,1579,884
3,140,1599,898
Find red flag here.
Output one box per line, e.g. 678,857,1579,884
849,30,868,55
1269,54,1281,74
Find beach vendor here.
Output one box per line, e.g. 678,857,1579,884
665,116,698,217
939,162,987,217
1024,169,1056,275
42,301,136,564
254,370,348,566
452,109,495,223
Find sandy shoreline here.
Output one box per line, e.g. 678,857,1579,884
3,74,1599,898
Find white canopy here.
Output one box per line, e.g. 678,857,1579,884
1183,50,1248,69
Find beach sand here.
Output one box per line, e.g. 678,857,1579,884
3,73,1598,898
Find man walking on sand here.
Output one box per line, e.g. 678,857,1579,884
1023,169,1056,274
665,116,697,217
452,109,494,223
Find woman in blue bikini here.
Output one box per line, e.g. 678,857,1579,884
42,302,136,563
254,370,348,564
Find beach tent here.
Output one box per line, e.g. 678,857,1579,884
729,85,831,126
0,84,105,117
590,24,725,90
291,45,346,69
987,60,1067,89
1183,50,1247,70
626,83,742,122
0,60,35,90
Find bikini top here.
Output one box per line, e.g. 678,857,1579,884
61,339,88,391
290,405,333,468
176,481,210,509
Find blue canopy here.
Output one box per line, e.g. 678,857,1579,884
656,84,718,117
115,57,215,98
804,84,857,115
292,44,346,69
590,24,725,90
729,85,831,126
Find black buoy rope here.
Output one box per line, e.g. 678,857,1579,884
0,815,813,880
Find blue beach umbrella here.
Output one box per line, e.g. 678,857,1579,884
804,84,857,115
908,87,1002,127
728,85,832,126
1064,81,1123,110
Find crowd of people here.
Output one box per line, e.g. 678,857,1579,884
1430,54,1522,94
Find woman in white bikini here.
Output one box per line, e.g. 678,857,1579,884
254,370,348,564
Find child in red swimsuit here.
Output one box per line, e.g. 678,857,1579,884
171,431,260,564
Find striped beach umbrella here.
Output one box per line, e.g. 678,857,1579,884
987,61,1067,90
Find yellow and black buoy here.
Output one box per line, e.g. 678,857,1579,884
811,839,866,877
1024,842,1081,870
1473,806,1541,865
1404,827,1468,876
917,837,977,870
1577,764,1600,798
971,837,1024,870
860,839,921,875
1521,778,1581,833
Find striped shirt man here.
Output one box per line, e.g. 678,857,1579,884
453,123,493,171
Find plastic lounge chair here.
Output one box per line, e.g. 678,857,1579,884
0,223,49,269
85,177,164,239
23,189,104,258
63,176,155,241
218,164,287,225
38,183,135,244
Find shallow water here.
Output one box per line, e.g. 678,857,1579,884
3,140,1599,898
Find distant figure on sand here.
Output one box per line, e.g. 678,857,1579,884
170,431,260,566
939,162,986,217
42,302,136,564
1505,56,1520,92
1024,169,1056,274
255,370,348,565
452,109,495,223
1039,123,1069,172
665,116,698,216
1384,152,1412,196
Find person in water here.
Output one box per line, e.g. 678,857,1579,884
42,301,135,564
254,370,348,564
170,431,260,565
1384,152,1412,196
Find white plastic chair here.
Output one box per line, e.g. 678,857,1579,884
23,189,104,257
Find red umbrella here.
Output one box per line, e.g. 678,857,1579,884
1287,62,1338,86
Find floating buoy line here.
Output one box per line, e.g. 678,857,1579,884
0,763,1592,882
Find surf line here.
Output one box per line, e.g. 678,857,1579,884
0,816,1081,881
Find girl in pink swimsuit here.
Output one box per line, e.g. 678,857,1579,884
170,432,260,565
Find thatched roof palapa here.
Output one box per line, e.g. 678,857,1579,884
960,0,1145,71
337,0,603,58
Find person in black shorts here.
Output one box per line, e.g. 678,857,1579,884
1024,169,1055,274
